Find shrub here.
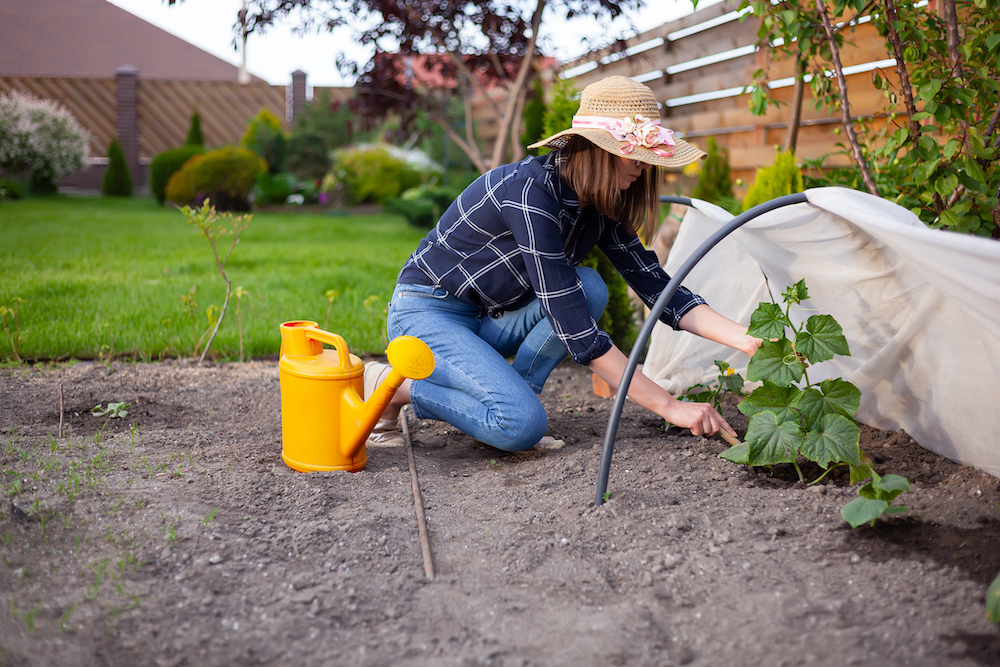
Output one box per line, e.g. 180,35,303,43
384,184,462,228
541,79,580,145
580,248,638,352
0,176,26,202
285,91,356,180
0,90,90,188
185,106,204,146
149,145,204,206
286,129,331,181
253,171,309,205
165,145,267,211
242,108,286,174
521,79,547,155
332,144,437,204
692,137,739,214
101,138,133,197
742,149,803,212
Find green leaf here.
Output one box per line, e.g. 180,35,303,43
723,372,745,395
719,443,750,465
800,414,861,468
987,33,1000,53
986,572,1000,623
872,473,911,502
796,314,850,364
747,339,805,387
841,496,890,528
738,381,801,417
935,173,959,198
746,411,803,465
797,378,861,428
782,279,809,305
748,302,789,339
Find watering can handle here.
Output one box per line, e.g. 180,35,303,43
303,327,351,370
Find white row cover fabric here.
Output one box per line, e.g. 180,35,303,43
643,187,1000,477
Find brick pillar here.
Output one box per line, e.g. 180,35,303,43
291,70,307,127
115,65,141,186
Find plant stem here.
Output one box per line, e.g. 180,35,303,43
806,463,845,486
792,460,805,484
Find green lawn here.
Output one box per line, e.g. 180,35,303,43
0,196,426,361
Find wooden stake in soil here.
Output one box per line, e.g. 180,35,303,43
400,405,435,580
59,383,64,440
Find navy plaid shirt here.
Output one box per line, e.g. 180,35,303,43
397,149,706,365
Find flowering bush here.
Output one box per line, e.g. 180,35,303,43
0,91,90,186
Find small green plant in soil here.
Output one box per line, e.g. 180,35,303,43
840,470,911,528
987,572,1000,622
718,279,911,527
719,278,862,481
91,402,129,419
0,297,24,362
680,360,745,412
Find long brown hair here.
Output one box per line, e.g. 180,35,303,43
559,135,661,242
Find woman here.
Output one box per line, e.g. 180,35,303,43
365,75,760,451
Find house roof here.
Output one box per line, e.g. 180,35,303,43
0,0,263,81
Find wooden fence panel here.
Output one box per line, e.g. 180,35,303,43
1,76,286,164
138,80,285,157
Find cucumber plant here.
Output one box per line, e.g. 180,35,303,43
718,278,910,525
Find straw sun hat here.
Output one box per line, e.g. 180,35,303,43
528,75,706,169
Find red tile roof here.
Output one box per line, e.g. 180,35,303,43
0,0,262,81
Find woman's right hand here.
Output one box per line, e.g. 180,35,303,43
658,398,735,438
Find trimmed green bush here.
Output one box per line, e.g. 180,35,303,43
185,106,204,146
164,145,267,211
692,137,739,214
242,109,286,174
384,184,462,228
742,149,804,212
333,145,425,204
149,145,204,206
580,248,638,352
101,138,133,197
0,176,26,201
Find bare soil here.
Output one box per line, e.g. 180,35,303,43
0,360,998,666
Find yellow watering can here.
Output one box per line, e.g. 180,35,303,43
278,320,434,473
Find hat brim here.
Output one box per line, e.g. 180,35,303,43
528,127,706,169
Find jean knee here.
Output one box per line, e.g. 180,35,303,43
491,398,548,452
576,266,609,319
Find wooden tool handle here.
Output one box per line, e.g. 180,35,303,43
719,430,742,447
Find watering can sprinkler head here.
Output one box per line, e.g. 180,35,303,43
277,321,435,473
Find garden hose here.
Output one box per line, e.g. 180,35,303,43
594,193,810,506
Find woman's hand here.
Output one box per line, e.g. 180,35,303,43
659,397,735,437
588,345,737,438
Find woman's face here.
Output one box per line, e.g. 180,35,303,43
614,156,651,190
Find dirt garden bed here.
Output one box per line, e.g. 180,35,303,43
0,359,998,666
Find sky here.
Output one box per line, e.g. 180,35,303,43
107,0,703,88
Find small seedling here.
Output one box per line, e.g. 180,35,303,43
840,470,911,527
92,402,129,419
679,360,746,412
203,507,219,525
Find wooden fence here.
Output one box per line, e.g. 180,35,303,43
1,74,286,189
473,0,900,190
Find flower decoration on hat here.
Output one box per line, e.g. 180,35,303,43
572,114,677,157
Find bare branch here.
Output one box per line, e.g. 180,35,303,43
815,0,878,195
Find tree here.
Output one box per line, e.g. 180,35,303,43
738,0,1000,237
186,105,205,146
234,0,644,172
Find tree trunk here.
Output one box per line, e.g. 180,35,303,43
783,58,806,153
815,0,878,196
489,0,547,170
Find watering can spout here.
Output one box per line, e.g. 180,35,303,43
341,336,435,452
278,321,434,473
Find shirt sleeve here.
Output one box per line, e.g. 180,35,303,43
500,177,614,365
598,222,707,329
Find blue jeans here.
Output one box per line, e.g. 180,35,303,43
387,267,608,452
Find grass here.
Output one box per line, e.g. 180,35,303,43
0,196,426,360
